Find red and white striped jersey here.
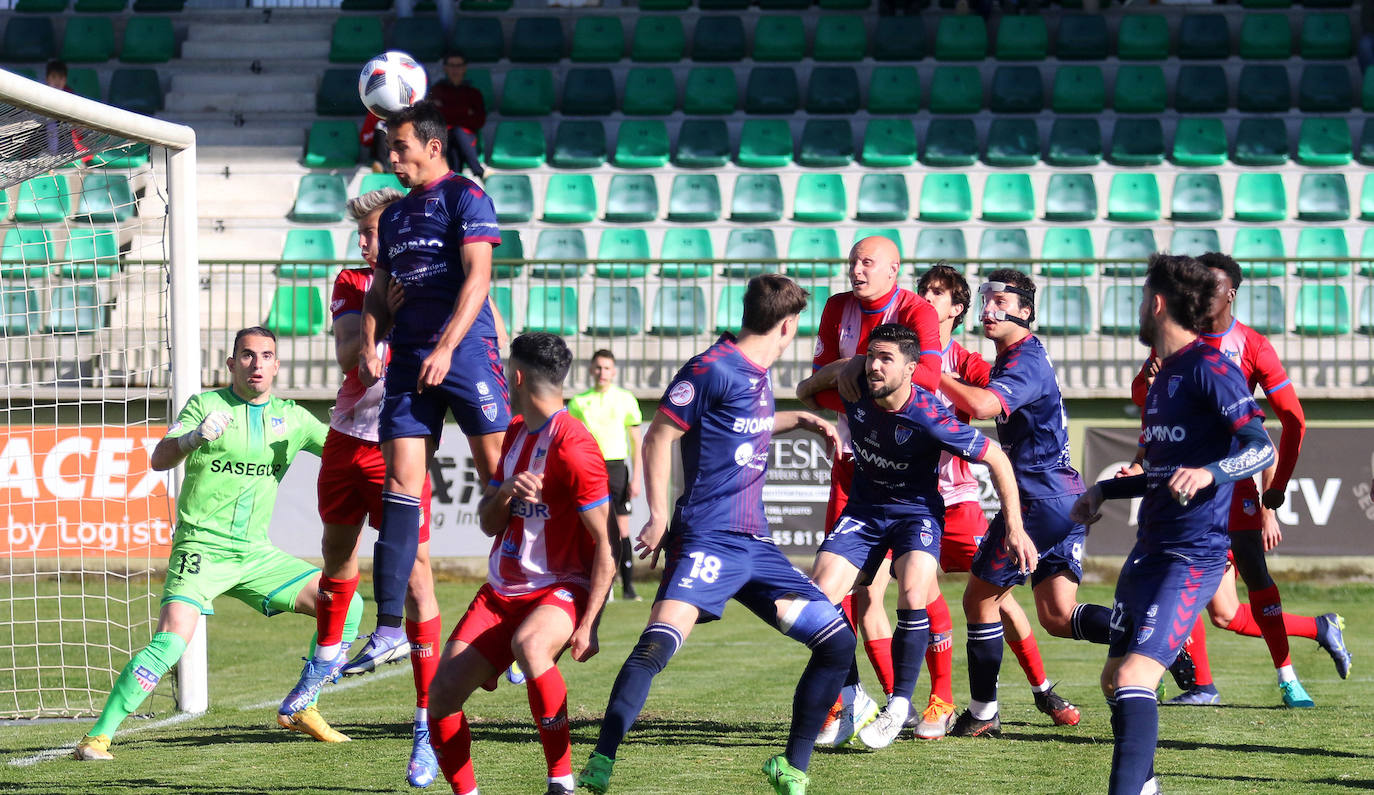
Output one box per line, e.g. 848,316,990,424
936,339,992,505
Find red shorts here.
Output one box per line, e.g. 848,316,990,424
450,582,587,671
1228,479,1262,533
317,428,433,543
939,500,989,573
824,456,855,533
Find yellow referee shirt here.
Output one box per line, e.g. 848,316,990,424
567,385,642,461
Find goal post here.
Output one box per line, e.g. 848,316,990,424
0,70,204,717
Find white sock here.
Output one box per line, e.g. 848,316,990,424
549,774,575,790
314,643,341,662
1030,680,1052,694
1276,664,1297,684
968,699,998,720
415,707,428,726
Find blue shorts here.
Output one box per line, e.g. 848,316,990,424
381,337,511,441
655,529,829,623
971,493,1087,589
1108,549,1227,666
819,505,942,582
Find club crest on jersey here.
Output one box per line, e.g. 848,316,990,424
482,401,498,421
894,426,912,445
1243,498,1258,516
425,197,441,216
1136,626,1154,644
270,416,287,434
920,530,933,547
668,380,695,407
1168,375,1182,398
476,381,490,397
554,588,574,602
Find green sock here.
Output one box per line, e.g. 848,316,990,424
90,632,187,740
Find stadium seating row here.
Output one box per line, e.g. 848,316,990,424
0,281,107,334
4,16,175,63
9,0,184,13
1,228,122,278
1,174,136,224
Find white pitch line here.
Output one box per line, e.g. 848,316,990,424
242,666,410,711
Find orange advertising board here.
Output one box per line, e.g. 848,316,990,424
0,426,176,557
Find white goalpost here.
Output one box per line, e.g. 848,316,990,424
0,70,204,718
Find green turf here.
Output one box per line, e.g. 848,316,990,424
2,579,1371,793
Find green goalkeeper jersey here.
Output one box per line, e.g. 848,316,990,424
166,388,326,548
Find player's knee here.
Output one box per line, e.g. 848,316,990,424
1036,604,1074,638
625,622,684,675
779,598,855,659
1100,666,1116,700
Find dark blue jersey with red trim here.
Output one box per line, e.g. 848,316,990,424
986,335,1085,500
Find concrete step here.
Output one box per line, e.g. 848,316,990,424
166,90,317,114
172,73,318,94
184,21,333,44
180,39,332,61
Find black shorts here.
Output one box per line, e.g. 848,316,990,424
606,459,631,517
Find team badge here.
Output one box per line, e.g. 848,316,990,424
482,402,498,421
270,416,287,434
894,426,912,445
476,381,490,397
411,641,434,658
133,665,160,693
1168,375,1182,398
1136,626,1154,644
425,197,441,216
1242,498,1257,516
1147,604,1159,618
920,530,933,547
668,380,695,407
554,588,574,602
734,442,755,467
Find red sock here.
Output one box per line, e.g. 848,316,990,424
924,593,954,704
431,711,477,794
1188,618,1214,687
1247,585,1292,668
527,667,572,779
406,616,442,709
316,575,358,647
1007,634,1047,689
1226,603,1261,637
863,638,895,698
1283,612,1318,640
840,594,855,628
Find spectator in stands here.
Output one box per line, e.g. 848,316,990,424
45,59,71,93
362,112,390,173
429,51,486,180
43,60,86,159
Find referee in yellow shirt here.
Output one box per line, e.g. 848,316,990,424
567,349,643,600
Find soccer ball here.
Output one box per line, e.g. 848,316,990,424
358,51,428,117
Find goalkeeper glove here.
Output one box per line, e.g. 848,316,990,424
178,411,232,453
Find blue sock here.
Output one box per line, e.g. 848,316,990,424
891,609,929,703
374,491,422,621
966,622,1004,705
783,604,855,772
594,623,682,760
1072,603,1113,644
1109,686,1159,795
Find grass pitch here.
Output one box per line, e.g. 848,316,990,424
2,579,1371,794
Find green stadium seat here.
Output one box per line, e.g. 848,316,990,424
1107,173,1161,222
604,174,659,222
588,287,643,337
1178,14,1229,59
14,175,71,223
666,174,721,222
935,15,987,61
797,286,831,335
928,67,982,114
1297,118,1352,166
1297,173,1350,221
1235,285,1285,335
981,173,1034,222
715,285,747,334
1044,173,1097,222
479,175,529,223
390,17,444,61
995,16,1047,60
47,284,106,334
595,228,651,277
855,174,909,222
76,173,135,223
543,175,595,223
62,16,114,62
913,229,967,267
1302,13,1352,58
531,229,586,279
489,286,512,333
1295,285,1350,336
0,284,40,336
799,120,854,167
1057,14,1109,60
919,174,972,222
922,118,977,166
731,175,784,222
562,68,615,115
1362,119,1374,165
650,286,707,336
108,68,162,115
1047,119,1102,166
1359,287,1374,334
683,67,737,114
1365,65,1374,111
1169,228,1220,257
807,67,861,114
132,0,185,10
1233,173,1287,222
985,118,1040,167
631,16,683,62
493,230,524,278
814,16,866,61
862,119,917,167
489,121,546,169
873,16,924,61
265,286,325,337
1363,173,1374,221
792,174,847,223
451,17,503,62
317,69,362,115
1172,118,1227,167
75,0,127,9
3,17,54,61
1175,66,1228,112
854,227,902,254
693,16,747,61
1171,173,1224,221
1240,14,1291,59
1117,15,1169,60
551,121,606,168
786,228,842,277
359,173,402,199
1103,229,1156,276
660,229,714,279
1040,228,1095,277
1052,66,1105,113
737,119,794,168
1294,227,1350,277
465,68,494,108
613,120,670,168
572,16,623,62
510,17,563,62
329,17,382,63
1237,65,1290,112
1233,118,1289,165
746,67,799,114
675,119,729,168
639,0,688,8
724,229,779,277
278,229,335,278
1299,64,1352,111
16,0,68,10
1038,286,1091,335
1110,119,1165,166
1,229,53,278
990,66,1044,113
868,66,921,114
500,69,555,116
754,16,805,61
289,174,346,223
1113,65,1166,113
60,228,120,278
67,67,100,101
1233,228,1287,277
1100,285,1143,336
622,68,676,116
979,229,1031,271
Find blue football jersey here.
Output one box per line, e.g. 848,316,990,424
658,335,774,537
1138,340,1266,557
376,173,501,348
986,335,1085,500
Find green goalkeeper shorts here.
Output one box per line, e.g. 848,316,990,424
161,536,319,618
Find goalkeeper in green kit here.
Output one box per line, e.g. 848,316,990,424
75,326,364,761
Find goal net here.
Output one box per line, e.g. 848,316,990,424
0,70,200,719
